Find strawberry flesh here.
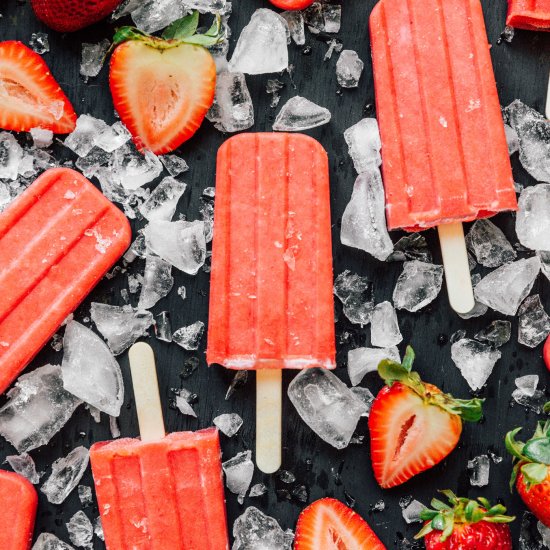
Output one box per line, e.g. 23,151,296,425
424,521,512,549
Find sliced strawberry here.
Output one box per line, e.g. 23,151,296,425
368,347,483,488
269,0,315,9
110,16,221,155
294,498,386,550
544,334,550,372
0,41,76,134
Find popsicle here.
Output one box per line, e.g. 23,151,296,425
370,0,517,313
207,133,336,473
90,342,229,550
0,167,131,393
507,0,550,30
0,470,37,550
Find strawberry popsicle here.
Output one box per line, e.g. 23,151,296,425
0,470,37,550
370,0,517,312
0,167,131,393
507,0,550,30
207,133,335,472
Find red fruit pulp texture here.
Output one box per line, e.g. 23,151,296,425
423,520,512,549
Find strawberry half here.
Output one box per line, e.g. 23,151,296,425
269,0,315,9
368,347,484,488
543,334,550,372
294,498,386,550
506,418,550,527
0,41,76,134
416,491,514,549
110,13,221,155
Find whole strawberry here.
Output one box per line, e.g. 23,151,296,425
416,491,514,549
506,420,550,527
31,0,123,32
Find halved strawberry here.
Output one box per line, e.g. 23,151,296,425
269,0,315,9
110,13,222,155
368,347,484,488
294,498,386,550
543,334,550,372
0,41,76,134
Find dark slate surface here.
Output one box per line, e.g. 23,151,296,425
1,0,550,547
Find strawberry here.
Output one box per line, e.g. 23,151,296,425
0,41,76,134
294,498,386,550
544,334,550,372
268,0,315,10
506,419,550,527
416,491,514,549
109,13,221,155
368,347,484,488
31,0,123,33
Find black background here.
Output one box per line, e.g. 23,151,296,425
1,0,550,547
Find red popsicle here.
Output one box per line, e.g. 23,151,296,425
0,470,37,550
507,0,550,30
0,168,131,393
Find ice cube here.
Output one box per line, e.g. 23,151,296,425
173,321,205,350
203,186,215,198
199,200,214,242
155,311,172,342
249,483,267,497
143,219,207,274
229,9,289,75
347,346,400,386
131,0,186,33
233,507,294,550
159,154,189,176
80,39,110,79
344,118,381,173
226,370,248,400
333,270,374,325
110,144,163,190
451,339,501,391
402,500,426,524
182,0,226,11
304,2,324,32
30,128,54,149
474,320,511,347
90,303,154,355
386,233,432,263
175,390,197,418
177,286,187,301
0,132,23,180
281,11,305,45
288,368,368,449
474,256,540,316
213,413,243,437
41,446,90,505
222,450,254,503
137,255,174,310
341,168,393,261
468,455,490,487
30,32,49,54
323,3,341,32
207,72,254,133
66,511,93,549
370,302,403,348
539,251,550,283
538,521,550,548
513,388,547,414
349,386,375,416
64,115,109,157
518,294,550,348
466,219,516,267
336,50,364,88
393,260,444,312
324,38,343,61
515,374,539,398
517,185,550,251
32,533,75,550
0,364,81,452
273,96,331,131
505,123,519,155
139,177,187,222
6,453,40,484
94,517,104,542
109,415,121,439
78,485,93,506
95,121,131,153
61,321,124,416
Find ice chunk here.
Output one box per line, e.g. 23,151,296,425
513,388,547,414
226,370,248,400
288,368,368,449
160,154,189,176
78,485,93,506
323,3,341,32
393,260,444,312
137,255,174,310
538,521,550,548
155,311,172,342
32,533,75,550
387,234,432,263
333,270,374,325
371,302,402,348
539,251,550,283
182,0,226,11
451,339,501,391
517,185,550,251
518,295,550,348
61,321,124,416
131,0,186,33
41,446,90,505
273,96,331,131
30,32,49,54
80,39,110,79
505,124,519,155
347,346,400,386
213,413,243,437
229,9,289,75
64,115,109,157
0,364,81,452
95,121,131,153
474,257,540,316
94,517,104,541
468,455,490,487
466,219,516,267
222,450,254,504
0,132,23,180
199,200,214,242
249,483,267,498
90,303,154,355
304,2,324,32
66,511,93,549
110,144,163,190
207,72,254,133
344,118,381,173
474,320,511,347
402,500,426,524
143,220,207,275
233,507,294,550
6,453,40,484
281,11,305,45
173,321,205,350
324,38,342,61
349,386,375,416
515,374,539,398
336,50,364,88
175,389,197,418
30,128,54,149
139,177,186,222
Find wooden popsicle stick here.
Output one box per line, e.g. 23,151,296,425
256,369,282,474
437,222,475,315
128,342,166,442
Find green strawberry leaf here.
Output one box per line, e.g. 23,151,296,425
401,345,415,372
181,15,224,46
162,11,199,40
521,462,549,486
523,438,550,465
505,427,526,460
113,26,150,45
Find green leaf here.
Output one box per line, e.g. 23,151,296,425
510,463,520,492
430,498,448,511
505,427,526,460
431,514,446,531
432,394,484,422
544,401,550,414
402,345,415,372
523,438,550,465
414,522,434,540
113,26,150,45
521,462,549,486
180,14,224,46
162,11,199,40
